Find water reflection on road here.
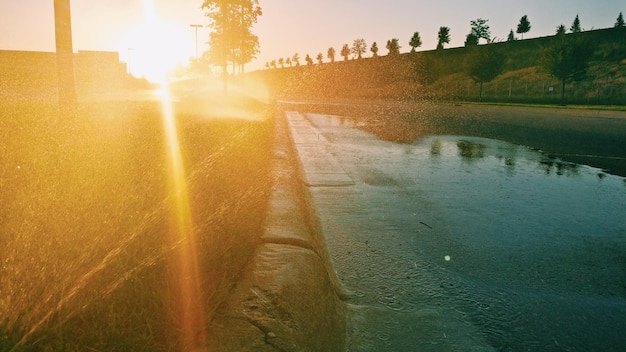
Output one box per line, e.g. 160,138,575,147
301,113,626,351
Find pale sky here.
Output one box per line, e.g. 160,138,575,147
0,0,623,77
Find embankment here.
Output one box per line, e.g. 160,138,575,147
278,99,626,177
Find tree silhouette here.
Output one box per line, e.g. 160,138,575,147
570,14,581,33
278,57,284,68
292,53,300,66
465,33,479,47
340,44,350,61
507,29,516,41
543,34,594,104
409,31,422,53
386,38,401,55
437,26,450,50
305,54,313,66
316,52,323,64
270,59,276,69
467,43,504,101
286,57,292,67
352,38,367,59
516,15,531,39
327,47,336,63
470,18,491,43
202,0,262,79
556,24,566,35
615,12,625,27
371,42,379,57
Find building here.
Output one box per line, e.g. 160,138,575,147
0,49,127,102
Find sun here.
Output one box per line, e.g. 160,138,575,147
121,0,194,82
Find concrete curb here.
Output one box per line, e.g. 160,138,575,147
206,110,346,351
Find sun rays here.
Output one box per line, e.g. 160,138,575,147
158,63,208,351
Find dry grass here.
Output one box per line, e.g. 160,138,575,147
0,97,274,351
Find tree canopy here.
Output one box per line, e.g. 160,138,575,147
616,12,625,27
409,31,422,53
465,33,479,47
386,38,401,55
507,29,516,42
570,14,581,33
201,0,262,74
352,38,367,59
470,18,491,43
516,15,531,39
340,44,350,61
437,26,450,50
466,43,505,100
542,35,594,103
371,42,379,57
327,47,335,62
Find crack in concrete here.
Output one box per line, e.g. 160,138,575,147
260,237,318,256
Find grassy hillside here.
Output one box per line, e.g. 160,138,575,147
249,27,626,105
1,98,274,351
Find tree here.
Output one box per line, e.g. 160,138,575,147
467,43,505,101
543,35,594,104
278,57,284,68
340,44,350,61
507,29,516,42
570,14,581,33
327,47,336,63
516,15,531,39
286,57,292,67
292,53,300,66
269,59,276,69
437,26,450,50
305,54,313,66
615,12,625,27
386,38,401,55
470,18,491,43
202,0,262,75
465,33,479,47
351,38,367,59
371,42,379,57
409,31,422,53
316,52,323,64
556,24,566,35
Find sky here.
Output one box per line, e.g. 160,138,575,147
0,0,624,78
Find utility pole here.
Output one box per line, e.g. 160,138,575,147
54,0,76,105
189,24,203,59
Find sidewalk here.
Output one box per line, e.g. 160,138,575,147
206,110,346,351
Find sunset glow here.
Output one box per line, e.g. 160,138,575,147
120,0,193,81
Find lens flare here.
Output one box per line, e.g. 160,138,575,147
159,76,208,351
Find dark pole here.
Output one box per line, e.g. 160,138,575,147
54,0,76,105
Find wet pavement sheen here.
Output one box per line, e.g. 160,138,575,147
286,111,626,351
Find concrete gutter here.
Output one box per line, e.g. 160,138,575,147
206,110,347,351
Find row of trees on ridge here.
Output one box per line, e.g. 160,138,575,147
263,12,624,103
266,12,624,69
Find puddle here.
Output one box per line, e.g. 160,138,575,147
303,113,626,351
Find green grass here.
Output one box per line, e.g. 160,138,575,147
0,97,274,350
440,100,626,111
